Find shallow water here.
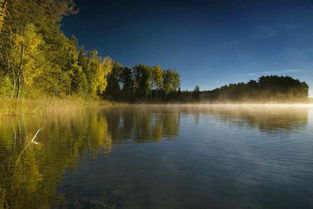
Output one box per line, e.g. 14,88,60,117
0,105,313,209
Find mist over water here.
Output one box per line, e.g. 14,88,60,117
0,105,313,209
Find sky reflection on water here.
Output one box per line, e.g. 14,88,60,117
0,105,312,209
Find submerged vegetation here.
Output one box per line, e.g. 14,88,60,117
0,0,310,105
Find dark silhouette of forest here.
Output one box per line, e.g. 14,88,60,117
177,76,309,103
104,63,180,102
105,71,309,103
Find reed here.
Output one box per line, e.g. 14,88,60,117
0,97,117,117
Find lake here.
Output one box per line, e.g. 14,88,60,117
0,105,313,209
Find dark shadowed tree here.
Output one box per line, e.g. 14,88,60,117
200,75,309,103
193,85,200,100
121,67,135,101
106,62,122,100
133,64,152,99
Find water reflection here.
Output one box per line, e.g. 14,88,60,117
0,105,310,209
109,105,309,133
0,108,181,209
178,105,309,133
103,107,180,142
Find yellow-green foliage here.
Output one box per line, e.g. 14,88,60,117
152,65,164,90
84,51,113,96
10,24,47,88
0,76,12,97
0,0,113,99
0,0,5,31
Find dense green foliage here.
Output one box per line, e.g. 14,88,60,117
0,0,180,100
0,0,6,31
181,76,309,103
0,0,108,98
0,0,115,98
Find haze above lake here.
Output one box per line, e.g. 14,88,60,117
1,105,313,209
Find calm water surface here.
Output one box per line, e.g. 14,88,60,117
0,105,313,209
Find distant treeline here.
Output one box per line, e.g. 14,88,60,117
105,69,309,102
0,0,309,103
179,76,309,103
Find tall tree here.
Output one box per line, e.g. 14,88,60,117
67,36,87,95
162,69,180,96
151,65,164,90
121,67,135,101
84,50,113,97
106,62,122,100
9,24,48,98
193,85,200,100
133,64,152,99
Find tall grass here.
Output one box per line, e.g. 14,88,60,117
0,97,117,117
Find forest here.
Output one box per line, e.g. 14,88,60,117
0,0,309,103
182,76,309,103
0,0,180,101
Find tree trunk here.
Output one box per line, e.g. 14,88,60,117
11,69,16,98
16,72,21,99
16,44,25,99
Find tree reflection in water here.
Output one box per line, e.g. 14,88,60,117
0,105,309,209
177,105,309,133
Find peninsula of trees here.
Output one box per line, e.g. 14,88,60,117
0,0,310,103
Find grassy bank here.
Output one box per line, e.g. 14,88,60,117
0,97,118,117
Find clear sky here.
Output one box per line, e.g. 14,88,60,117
62,0,313,96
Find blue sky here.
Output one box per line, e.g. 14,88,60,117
63,0,313,96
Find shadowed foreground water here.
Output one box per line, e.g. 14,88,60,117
0,105,313,209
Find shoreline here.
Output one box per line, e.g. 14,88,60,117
0,98,119,117
1,98,312,117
